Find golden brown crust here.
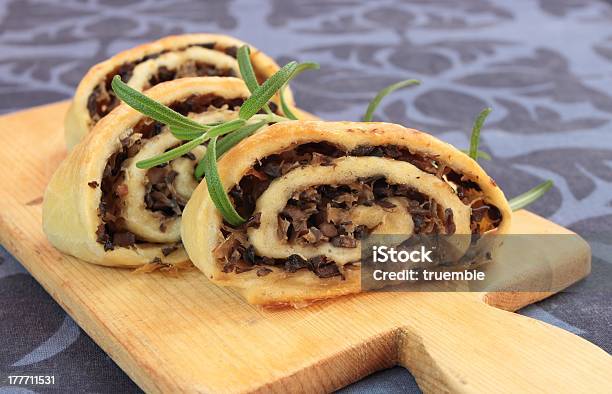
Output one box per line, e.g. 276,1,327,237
44,77,251,267
65,33,302,149
181,121,512,306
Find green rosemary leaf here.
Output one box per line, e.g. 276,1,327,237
293,62,320,75
216,120,267,156
237,45,258,92
203,136,245,226
170,126,206,141
111,76,207,131
460,149,492,161
206,118,246,138
469,107,492,161
279,87,296,120
239,61,298,120
194,158,206,181
194,119,268,180
363,79,420,122
136,136,205,169
237,45,273,115
279,62,320,120
509,180,553,211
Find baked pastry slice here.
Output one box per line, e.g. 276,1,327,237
65,33,294,148
182,121,512,306
44,77,274,267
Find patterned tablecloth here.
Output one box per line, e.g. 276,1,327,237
1,1,611,392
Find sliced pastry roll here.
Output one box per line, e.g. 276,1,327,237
66,33,297,148
182,121,512,306
44,77,270,267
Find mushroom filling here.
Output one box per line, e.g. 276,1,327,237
217,142,502,278
144,158,191,221
146,62,235,90
95,94,245,251
87,42,240,122
278,179,455,248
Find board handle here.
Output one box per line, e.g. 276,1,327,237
397,298,612,393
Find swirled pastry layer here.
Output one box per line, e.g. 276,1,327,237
65,33,305,149
182,121,512,306
44,77,263,267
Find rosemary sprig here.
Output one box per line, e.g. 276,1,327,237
469,107,492,161
111,48,319,224
124,59,306,171
202,136,245,226
363,79,420,122
509,180,553,211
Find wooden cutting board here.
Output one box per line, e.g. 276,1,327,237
1,102,611,393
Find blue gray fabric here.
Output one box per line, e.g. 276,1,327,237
0,0,611,392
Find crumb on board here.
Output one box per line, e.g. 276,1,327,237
132,260,195,276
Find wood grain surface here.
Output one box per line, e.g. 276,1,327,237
0,102,610,393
